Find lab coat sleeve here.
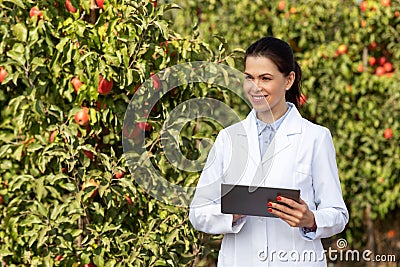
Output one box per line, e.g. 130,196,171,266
189,130,247,234
300,127,349,240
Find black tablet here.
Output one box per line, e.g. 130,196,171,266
221,183,300,218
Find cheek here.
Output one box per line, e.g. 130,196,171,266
243,80,254,91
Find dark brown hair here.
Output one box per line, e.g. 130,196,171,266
245,36,302,108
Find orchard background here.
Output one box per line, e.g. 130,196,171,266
0,0,399,266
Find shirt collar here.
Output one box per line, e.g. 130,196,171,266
256,102,293,136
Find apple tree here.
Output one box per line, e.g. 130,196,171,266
0,0,243,266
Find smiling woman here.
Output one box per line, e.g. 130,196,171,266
189,36,349,267
243,56,295,123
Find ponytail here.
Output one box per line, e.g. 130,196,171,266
285,61,302,109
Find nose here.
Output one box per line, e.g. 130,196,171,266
252,79,263,91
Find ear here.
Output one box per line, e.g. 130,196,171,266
285,71,295,90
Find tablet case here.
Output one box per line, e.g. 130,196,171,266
221,183,300,218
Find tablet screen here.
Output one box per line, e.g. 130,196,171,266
221,183,300,218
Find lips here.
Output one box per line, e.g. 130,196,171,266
251,95,268,102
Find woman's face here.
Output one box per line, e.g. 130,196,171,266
244,56,294,118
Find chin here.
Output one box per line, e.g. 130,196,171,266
253,105,272,113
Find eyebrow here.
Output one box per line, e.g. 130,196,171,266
244,72,273,77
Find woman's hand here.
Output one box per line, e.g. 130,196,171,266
267,196,315,228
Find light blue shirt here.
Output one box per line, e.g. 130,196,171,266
256,102,293,157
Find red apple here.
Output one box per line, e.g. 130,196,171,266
74,107,90,126
387,229,396,238
383,62,393,73
61,167,68,173
278,0,285,11
0,67,8,83
49,130,58,143
71,77,83,92
368,57,377,66
133,83,141,94
123,125,140,139
98,75,113,95
55,255,63,262
337,44,348,55
299,93,307,106
151,74,160,90
115,171,125,179
360,1,368,11
357,63,364,73
125,195,133,205
95,101,106,110
30,7,43,18
0,195,3,205
122,124,143,144
382,0,391,6
375,66,385,76
96,0,104,9
151,0,157,8
83,150,94,160
379,57,387,66
383,128,393,139
368,41,377,50
377,176,385,183
395,11,399,17
138,122,151,131
83,263,96,267
65,0,77,13
361,20,367,27
289,7,297,14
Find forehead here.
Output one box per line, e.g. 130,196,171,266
244,56,280,75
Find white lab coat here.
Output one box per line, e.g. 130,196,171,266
189,105,349,266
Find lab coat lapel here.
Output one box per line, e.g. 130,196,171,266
236,109,261,164
231,107,302,186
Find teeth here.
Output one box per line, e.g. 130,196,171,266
253,96,266,100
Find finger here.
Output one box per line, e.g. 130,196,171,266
298,197,307,205
268,207,300,226
276,196,303,209
269,202,302,218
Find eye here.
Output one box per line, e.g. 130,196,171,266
262,77,272,81
244,75,253,80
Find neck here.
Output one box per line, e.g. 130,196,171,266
256,104,288,124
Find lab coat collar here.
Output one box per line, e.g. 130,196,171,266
236,103,303,163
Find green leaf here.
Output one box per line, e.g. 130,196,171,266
35,177,45,202
7,49,26,67
60,182,77,192
37,227,49,248
12,23,28,42
165,229,179,246
0,249,14,257
94,254,105,267
4,0,25,8
0,145,11,158
56,38,69,52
